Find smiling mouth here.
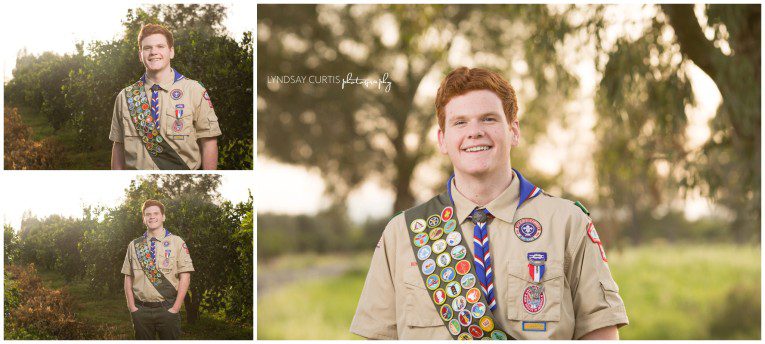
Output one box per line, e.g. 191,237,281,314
463,145,492,152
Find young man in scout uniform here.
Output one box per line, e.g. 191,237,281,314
351,67,629,339
122,199,194,340
110,24,222,170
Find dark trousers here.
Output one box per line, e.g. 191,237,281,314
131,303,181,340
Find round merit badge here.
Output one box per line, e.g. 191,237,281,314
417,245,432,260
432,239,447,254
443,219,457,233
451,245,467,260
455,260,471,275
466,288,481,303
522,285,546,314
410,219,426,233
426,274,440,290
441,206,454,221
422,259,436,275
441,267,456,282
458,310,472,326
491,330,508,340
427,214,441,228
170,89,183,100
446,231,462,246
429,227,444,240
436,253,452,267
448,319,461,336
479,316,494,332
461,273,476,289
446,281,462,298
433,289,447,305
468,325,484,338
515,218,543,242
458,333,472,340
471,302,486,318
440,304,453,321
413,233,429,247
452,296,467,311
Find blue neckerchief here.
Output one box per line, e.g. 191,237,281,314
140,68,185,84
446,168,542,210
143,228,172,265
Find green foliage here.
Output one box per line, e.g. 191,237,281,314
5,4,252,170
3,107,65,169
708,281,761,339
5,225,19,265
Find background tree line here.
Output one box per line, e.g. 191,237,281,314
257,4,760,257
5,4,253,170
4,174,253,325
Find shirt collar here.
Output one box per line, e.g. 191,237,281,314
140,68,185,91
449,169,542,225
143,228,172,241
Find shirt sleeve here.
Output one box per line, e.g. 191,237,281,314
109,91,125,143
193,84,222,139
121,242,133,276
176,239,195,273
568,215,629,339
349,214,403,339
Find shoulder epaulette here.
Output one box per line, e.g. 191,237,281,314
573,201,590,216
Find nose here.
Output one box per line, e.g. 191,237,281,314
466,120,485,139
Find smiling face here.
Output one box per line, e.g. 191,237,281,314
139,33,174,73
438,89,520,179
142,205,166,231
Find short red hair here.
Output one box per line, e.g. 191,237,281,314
142,199,165,215
138,24,174,50
435,67,518,130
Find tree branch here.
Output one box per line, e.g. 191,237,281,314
661,4,726,81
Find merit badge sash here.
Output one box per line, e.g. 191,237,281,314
124,80,190,170
405,192,513,340
133,237,178,302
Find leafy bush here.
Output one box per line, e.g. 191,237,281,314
3,107,65,169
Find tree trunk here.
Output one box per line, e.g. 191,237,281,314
184,292,200,324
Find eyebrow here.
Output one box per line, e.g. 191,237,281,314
450,112,500,121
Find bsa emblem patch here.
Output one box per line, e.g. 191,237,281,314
479,316,494,332
427,214,441,228
448,319,461,335
426,274,440,290
452,296,467,311
173,119,184,132
515,218,543,242
443,219,457,233
163,241,170,247
170,89,183,100
455,260,471,275
433,289,447,305
471,302,486,318
417,245,431,260
162,258,170,268
468,325,484,338
445,281,461,298
522,285,546,314
458,310,472,326
422,259,436,275
441,267,456,282
451,245,467,260
440,304,453,321
466,288,481,303
410,219,426,233
445,231,462,246
460,273,476,289
441,207,454,221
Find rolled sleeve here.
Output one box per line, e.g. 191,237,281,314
109,92,125,143
193,85,222,139
350,215,402,339
121,242,133,276
176,239,195,273
570,219,629,339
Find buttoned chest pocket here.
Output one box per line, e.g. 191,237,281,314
505,260,564,322
158,249,177,275
402,268,445,330
163,104,193,137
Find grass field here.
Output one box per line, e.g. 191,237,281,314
257,244,760,340
35,270,252,339
13,106,111,169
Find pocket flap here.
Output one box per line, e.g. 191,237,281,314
507,259,564,283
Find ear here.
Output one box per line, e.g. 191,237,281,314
437,129,449,155
510,120,520,147
169,46,175,60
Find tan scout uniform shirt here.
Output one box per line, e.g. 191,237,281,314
351,171,628,339
109,70,222,170
121,231,194,302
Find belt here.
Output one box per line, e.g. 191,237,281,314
135,299,170,308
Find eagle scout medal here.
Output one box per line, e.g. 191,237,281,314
440,305,453,321
515,218,543,242
427,274,440,290
451,245,467,260
405,199,512,339
164,249,171,258
527,252,547,283
170,89,183,100
523,285,546,314
446,231,462,246
410,219,426,233
455,260,471,275
468,325,484,338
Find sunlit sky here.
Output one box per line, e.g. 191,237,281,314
2,0,255,82
0,172,253,230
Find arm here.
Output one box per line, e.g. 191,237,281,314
124,275,138,312
169,272,191,313
111,142,126,170
580,325,619,340
199,137,218,170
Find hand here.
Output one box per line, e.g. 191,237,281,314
130,306,139,313
167,307,179,314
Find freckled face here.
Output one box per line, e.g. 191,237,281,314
438,89,520,178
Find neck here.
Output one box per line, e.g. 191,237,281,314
145,67,174,85
453,168,514,207
147,227,164,238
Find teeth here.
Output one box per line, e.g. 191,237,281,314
465,146,490,152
